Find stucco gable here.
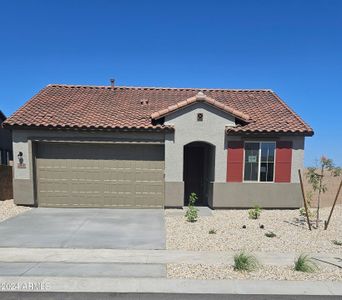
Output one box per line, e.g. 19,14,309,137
164,101,237,126
151,91,250,122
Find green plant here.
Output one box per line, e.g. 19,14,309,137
306,190,314,207
188,192,198,206
185,206,198,222
209,229,217,234
185,192,199,222
265,231,276,238
233,252,260,272
248,205,262,219
332,240,342,246
306,156,341,228
294,254,318,273
299,207,315,218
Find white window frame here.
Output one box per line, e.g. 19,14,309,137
243,141,276,183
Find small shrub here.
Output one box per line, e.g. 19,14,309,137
299,207,315,218
332,240,342,246
185,206,198,222
233,252,260,272
299,207,306,216
209,229,217,234
294,254,318,273
265,231,276,238
242,225,246,229
185,192,199,222
259,224,265,229
248,205,262,219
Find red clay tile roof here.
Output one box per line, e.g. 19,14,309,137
151,91,251,122
4,84,313,135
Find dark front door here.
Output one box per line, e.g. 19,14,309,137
184,146,205,205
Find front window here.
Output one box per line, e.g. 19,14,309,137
244,142,275,182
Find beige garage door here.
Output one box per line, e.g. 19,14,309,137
36,142,164,208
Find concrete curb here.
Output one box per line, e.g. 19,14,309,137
0,277,341,295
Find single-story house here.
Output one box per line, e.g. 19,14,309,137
4,83,313,208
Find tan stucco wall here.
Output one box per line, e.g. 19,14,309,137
164,102,236,183
11,123,307,208
165,182,184,207
163,102,237,207
212,182,302,208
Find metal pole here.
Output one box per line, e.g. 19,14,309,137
324,179,342,230
298,169,312,231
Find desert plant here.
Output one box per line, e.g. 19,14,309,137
306,156,341,228
299,207,315,218
294,254,318,273
248,205,262,219
306,190,314,207
209,229,217,234
188,192,198,206
185,206,198,222
185,192,199,222
332,240,342,246
233,252,260,272
265,231,276,238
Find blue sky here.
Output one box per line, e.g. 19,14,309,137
0,0,341,166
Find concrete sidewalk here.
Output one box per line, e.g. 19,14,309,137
0,277,341,296
0,262,166,277
0,248,340,268
0,248,340,298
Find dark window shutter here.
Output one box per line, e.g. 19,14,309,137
227,141,244,182
275,141,292,183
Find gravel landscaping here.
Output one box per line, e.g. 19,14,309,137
0,199,31,222
167,264,342,281
166,206,342,254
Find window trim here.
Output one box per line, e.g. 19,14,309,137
243,141,276,183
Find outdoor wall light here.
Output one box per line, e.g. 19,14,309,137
17,151,26,168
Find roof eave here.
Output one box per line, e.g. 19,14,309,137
3,123,174,132
226,128,314,137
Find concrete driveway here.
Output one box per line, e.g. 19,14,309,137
0,208,165,249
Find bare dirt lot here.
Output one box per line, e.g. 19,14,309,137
303,170,341,208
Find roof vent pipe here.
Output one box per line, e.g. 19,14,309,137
110,79,115,89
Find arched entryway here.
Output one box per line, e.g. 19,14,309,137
183,142,215,206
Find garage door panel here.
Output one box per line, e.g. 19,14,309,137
71,193,103,207
103,194,134,207
36,143,164,208
136,171,163,182
39,181,68,193
70,181,102,193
